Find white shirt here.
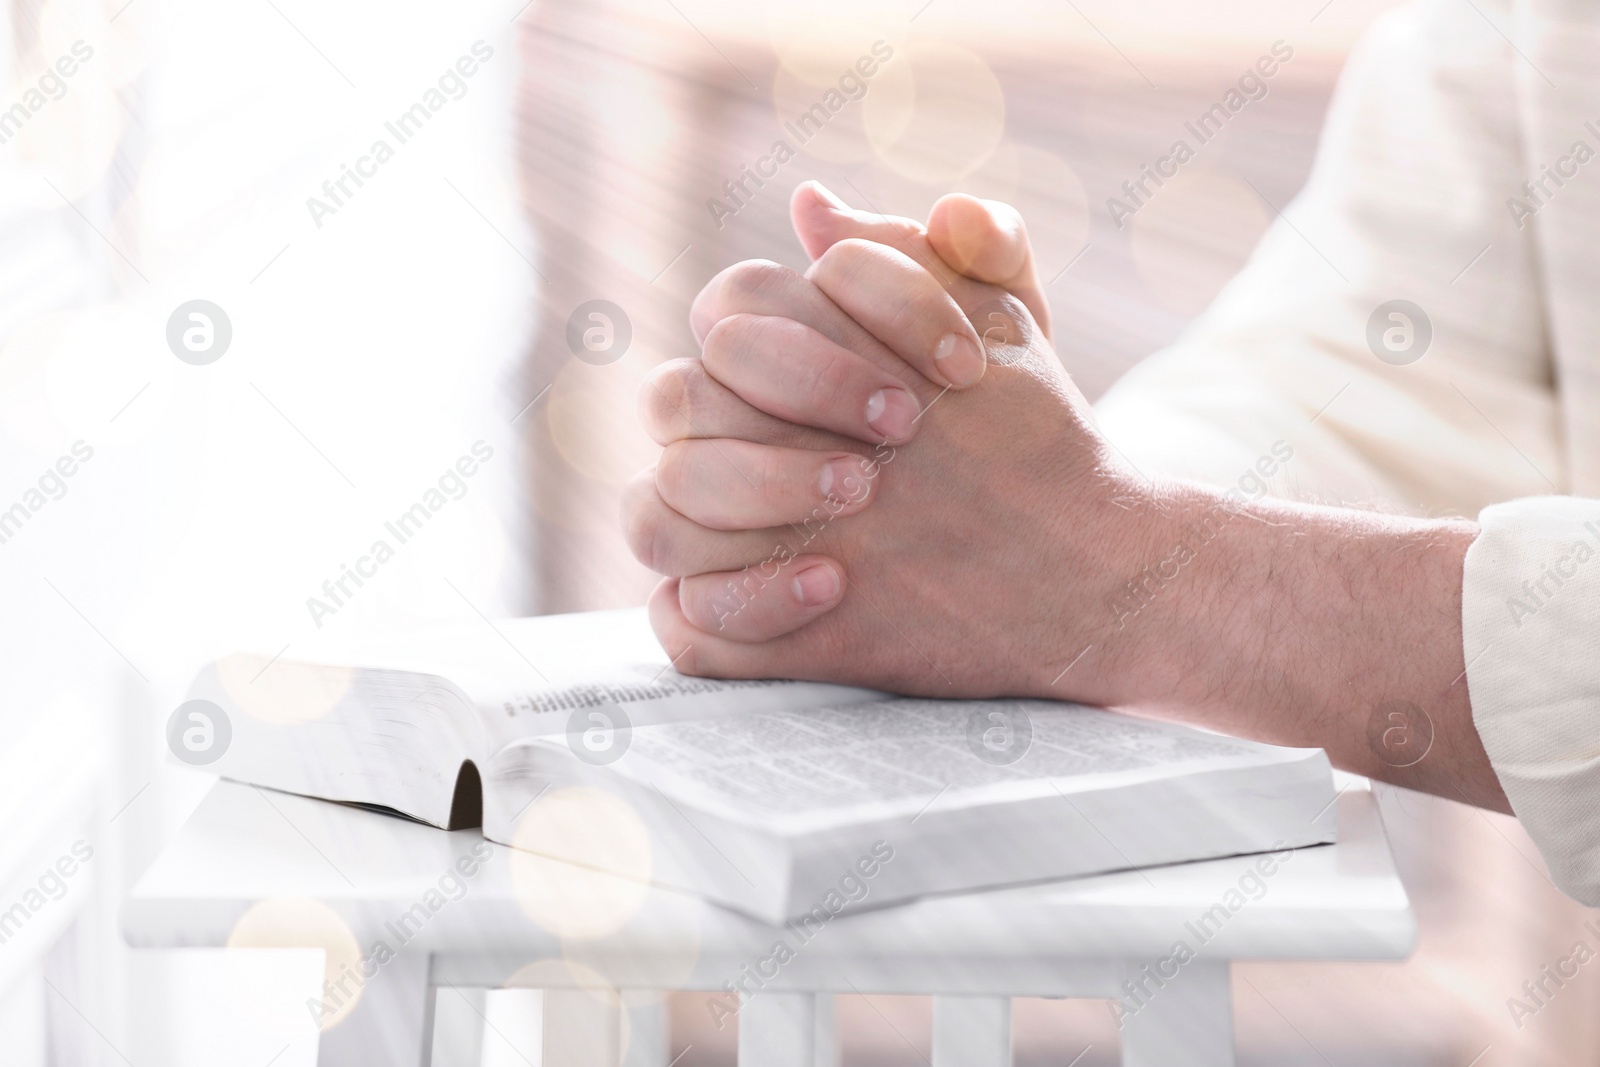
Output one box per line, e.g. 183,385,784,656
1094,0,1600,902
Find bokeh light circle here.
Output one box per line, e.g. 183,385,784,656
225,897,364,1032
864,41,1005,185
510,786,653,940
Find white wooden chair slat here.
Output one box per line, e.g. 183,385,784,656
931,995,1012,1067
737,991,818,1067
1118,960,1235,1067
429,985,487,1067
540,987,621,1065
812,992,837,1067
620,993,667,1067
317,951,434,1066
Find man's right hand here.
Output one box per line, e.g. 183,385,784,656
625,181,1056,644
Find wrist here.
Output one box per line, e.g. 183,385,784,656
1099,482,1495,802
1085,482,1257,710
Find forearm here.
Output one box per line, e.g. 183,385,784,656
1115,486,1509,812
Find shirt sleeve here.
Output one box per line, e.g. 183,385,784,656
1463,496,1600,904
1094,0,1559,516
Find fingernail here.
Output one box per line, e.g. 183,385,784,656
810,181,849,211
934,332,985,387
792,563,841,607
819,456,869,501
865,386,918,441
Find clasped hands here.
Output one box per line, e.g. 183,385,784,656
623,180,1201,707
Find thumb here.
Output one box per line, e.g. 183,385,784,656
789,180,932,263
927,193,1051,341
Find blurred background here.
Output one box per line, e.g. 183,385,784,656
1,0,1596,1062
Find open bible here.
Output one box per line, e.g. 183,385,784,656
183,608,1337,923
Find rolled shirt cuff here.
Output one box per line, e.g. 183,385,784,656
1464,496,1600,904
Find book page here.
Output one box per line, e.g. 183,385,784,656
499,667,802,716
600,698,1299,823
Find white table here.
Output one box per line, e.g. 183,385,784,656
123,779,1414,1066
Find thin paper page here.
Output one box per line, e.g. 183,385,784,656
605,699,1298,823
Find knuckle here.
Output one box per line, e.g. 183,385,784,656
815,239,874,281
722,259,797,309
692,568,775,638
882,284,937,342
795,342,855,411
832,237,879,257
752,447,794,505
639,359,701,442
701,314,763,373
